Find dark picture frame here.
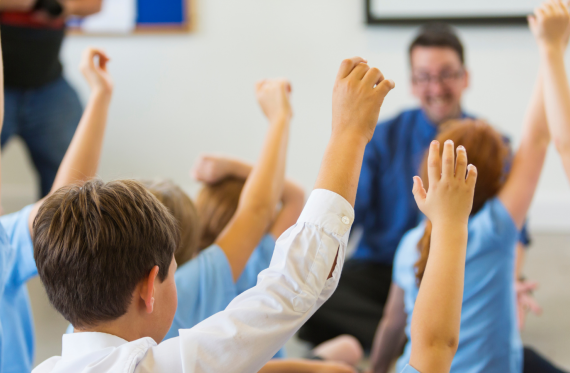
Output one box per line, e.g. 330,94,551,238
365,0,529,25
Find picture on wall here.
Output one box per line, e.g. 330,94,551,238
68,0,193,34
366,0,541,24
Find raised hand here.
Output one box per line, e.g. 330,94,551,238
191,155,233,184
332,57,395,143
412,140,477,226
255,79,292,123
80,47,113,95
529,0,570,48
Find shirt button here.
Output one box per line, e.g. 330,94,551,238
341,216,351,225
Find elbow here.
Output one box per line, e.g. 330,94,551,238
554,137,570,158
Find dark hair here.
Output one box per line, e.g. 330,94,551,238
196,177,244,250
414,119,509,284
142,179,201,266
33,179,179,329
409,23,465,64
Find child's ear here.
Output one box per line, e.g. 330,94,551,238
140,265,159,313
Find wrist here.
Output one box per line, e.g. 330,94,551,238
330,127,370,150
268,112,291,126
538,41,565,57
91,87,113,100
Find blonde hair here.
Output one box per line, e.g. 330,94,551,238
142,180,201,266
195,177,245,250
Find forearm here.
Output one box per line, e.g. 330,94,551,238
370,323,405,373
258,360,323,373
540,44,570,173
237,116,290,219
61,0,102,16
410,222,467,371
50,91,111,192
314,131,367,207
0,0,35,11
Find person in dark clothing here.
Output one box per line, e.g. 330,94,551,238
0,0,102,197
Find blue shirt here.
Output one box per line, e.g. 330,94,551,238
165,234,281,354
394,198,522,373
401,366,420,373
353,108,528,264
0,205,37,373
0,222,14,373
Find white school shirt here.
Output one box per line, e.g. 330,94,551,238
33,189,353,373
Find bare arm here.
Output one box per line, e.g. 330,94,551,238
0,0,35,11
215,80,291,282
28,48,113,230
62,0,102,17
498,59,549,229
258,360,356,373
192,156,305,239
530,0,570,180
409,141,477,373
370,284,407,373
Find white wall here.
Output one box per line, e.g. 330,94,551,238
3,0,569,230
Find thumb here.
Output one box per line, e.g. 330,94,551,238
528,15,537,31
412,176,427,210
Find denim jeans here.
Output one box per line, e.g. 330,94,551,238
2,77,83,197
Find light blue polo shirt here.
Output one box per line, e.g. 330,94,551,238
0,205,37,373
166,234,278,340
401,366,420,373
0,221,15,373
394,197,521,373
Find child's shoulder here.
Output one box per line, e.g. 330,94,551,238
469,197,518,242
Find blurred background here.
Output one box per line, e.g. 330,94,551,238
1,0,568,369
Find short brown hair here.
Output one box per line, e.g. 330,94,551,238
414,119,509,284
196,177,244,250
33,179,179,329
142,179,200,266
409,23,465,64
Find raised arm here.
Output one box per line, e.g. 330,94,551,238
214,81,291,281
530,0,570,181
28,48,113,230
61,0,103,17
174,57,394,373
408,141,477,373
497,6,553,229
192,155,305,239
369,284,407,373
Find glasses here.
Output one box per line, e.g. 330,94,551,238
412,70,465,87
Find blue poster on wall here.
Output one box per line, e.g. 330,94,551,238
137,0,186,25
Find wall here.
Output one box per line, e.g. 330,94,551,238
2,0,569,230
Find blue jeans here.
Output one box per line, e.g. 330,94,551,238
2,77,83,197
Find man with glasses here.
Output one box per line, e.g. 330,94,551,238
299,23,532,353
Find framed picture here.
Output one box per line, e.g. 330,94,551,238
68,0,195,35
366,0,539,25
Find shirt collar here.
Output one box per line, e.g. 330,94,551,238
62,332,129,358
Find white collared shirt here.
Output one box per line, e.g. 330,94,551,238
33,189,354,373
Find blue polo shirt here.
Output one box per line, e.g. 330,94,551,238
0,222,14,373
0,205,36,373
353,108,528,264
165,234,280,336
394,198,522,373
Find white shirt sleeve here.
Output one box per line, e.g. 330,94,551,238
154,189,354,373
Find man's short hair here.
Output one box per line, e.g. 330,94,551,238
409,23,465,65
33,179,179,329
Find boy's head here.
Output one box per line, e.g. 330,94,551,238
196,177,244,250
142,179,201,266
409,23,469,125
33,179,180,343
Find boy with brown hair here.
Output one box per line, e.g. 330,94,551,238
32,57,396,372
0,47,113,373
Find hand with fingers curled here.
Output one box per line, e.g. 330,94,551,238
528,0,570,48
80,47,113,96
255,79,293,123
191,154,234,184
332,57,395,144
412,140,478,227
